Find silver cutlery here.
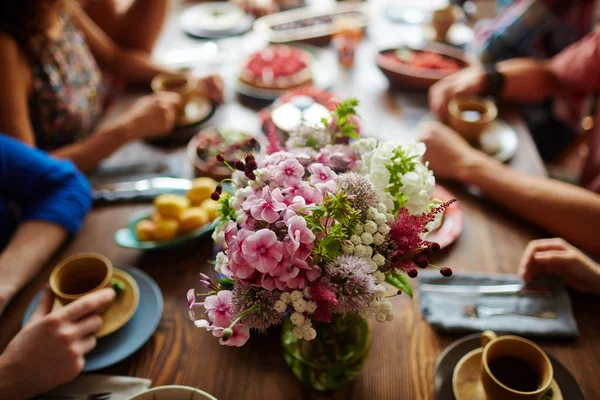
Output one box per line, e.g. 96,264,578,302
419,283,554,297
463,305,558,319
93,177,192,194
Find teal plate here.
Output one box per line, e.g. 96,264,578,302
114,208,215,250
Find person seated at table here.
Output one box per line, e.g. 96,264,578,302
0,0,223,173
83,0,170,54
418,121,600,258
472,0,596,162
519,238,600,294
429,31,600,194
0,287,116,398
0,134,92,317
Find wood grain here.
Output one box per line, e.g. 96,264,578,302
1,1,598,399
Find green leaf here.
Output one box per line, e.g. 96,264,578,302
385,271,413,299
111,279,126,297
541,387,553,400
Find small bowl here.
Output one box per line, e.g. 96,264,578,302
151,73,197,116
129,385,217,400
448,97,498,142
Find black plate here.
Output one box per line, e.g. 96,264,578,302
434,333,585,400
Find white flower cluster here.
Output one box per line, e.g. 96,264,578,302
211,221,226,245
214,252,228,274
342,204,391,268
275,290,318,341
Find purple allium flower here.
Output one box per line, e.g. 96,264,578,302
337,172,378,215
230,284,283,332
321,255,375,313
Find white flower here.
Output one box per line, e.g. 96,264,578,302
374,213,387,226
355,223,364,235
306,301,317,313
291,312,305,326
211,223,226,245
373,270,385,284
293,327,304,339
364,221,378,234
354,245,368,258
291,290,303,302
373,233,385,246
293,299,307,313
378,224,390,236
374,284,386,299
350,235,362,246
402,141,427,159
366,207,378,221
376,203,387,214
372,253,386,267
364,246,373,258
302,287,312,299
303,327,317,341
274,300,287,313
214,252,228,274
400,163,435,215
235,209,248,225
342,243,355,254
279,292,291,303
351,138,378,155
360,232,374,246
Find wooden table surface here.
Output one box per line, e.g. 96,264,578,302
1,1,599,399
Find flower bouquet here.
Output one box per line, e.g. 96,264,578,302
188,98,453,389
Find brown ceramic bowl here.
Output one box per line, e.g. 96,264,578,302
49,253,113,306
376,44,470,90
448,97,498,142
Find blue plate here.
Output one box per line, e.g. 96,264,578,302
114,208,215,251
23,267,163,372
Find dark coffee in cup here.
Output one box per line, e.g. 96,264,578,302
488,356,541,392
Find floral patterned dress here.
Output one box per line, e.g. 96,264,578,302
29,12,104,151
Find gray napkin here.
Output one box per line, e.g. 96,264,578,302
35,374,151,400
418,272,579,338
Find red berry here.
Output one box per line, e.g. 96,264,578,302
216,185,223,194
210,192,220,201
440,267,453,277
216,154,225,163
408,269,418,278
391,251,403,264
234,160,246,171
245,153,255,163
413,254,429,268
245,170,256,180
248,138,258,148
430,242,441,252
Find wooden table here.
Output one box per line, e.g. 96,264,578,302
2,1,599,399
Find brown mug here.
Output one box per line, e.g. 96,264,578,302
151,72,196,119
49,253,113,306
448,96,498,142
480,330,553,400
432,7,456,42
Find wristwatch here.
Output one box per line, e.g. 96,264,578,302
483,64,505,97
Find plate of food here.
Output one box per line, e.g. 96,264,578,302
253,3,370,45
130,386,217,400
114,178,220,250
377,44,470,89
426,185,463,249
235,44,337,101
187,128,260,180
180,2,254,39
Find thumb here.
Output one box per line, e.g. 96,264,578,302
29,285,55,324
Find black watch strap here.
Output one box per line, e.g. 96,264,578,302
483,64,505,97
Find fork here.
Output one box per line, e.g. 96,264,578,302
463,305,558,319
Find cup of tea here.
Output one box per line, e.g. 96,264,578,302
49,253,113,306
151,72,196,118
432,7,456,42
448,96,498,142
479,330,553,399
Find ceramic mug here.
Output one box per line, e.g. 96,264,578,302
432,7,456,42
480,330,553,400
49,253,113,306
151,72,197,118
448,96,498,142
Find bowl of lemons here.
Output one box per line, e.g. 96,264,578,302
114,177,220,250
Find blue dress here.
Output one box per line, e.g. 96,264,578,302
0,134,92,250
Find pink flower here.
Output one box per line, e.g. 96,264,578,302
291,182,322,205
286,215,315,255
273,158,304,187
241,229,283,274
219,323,250,347
249,188,287,224
308,163,337,185
187,289,204,320
204,290,234,328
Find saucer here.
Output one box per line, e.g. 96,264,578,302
434,333,585,400
419,114,519,163
51,268,140,338
24,267,163,372
453,348,563,400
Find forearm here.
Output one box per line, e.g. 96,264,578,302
51,118,135,172
0,356,25,400
0,222,67,304
111,49,169,85
460,156,600,257
496,58,559,103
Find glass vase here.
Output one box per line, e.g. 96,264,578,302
281,313,371,391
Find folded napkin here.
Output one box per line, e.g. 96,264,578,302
36,374,151,400
418,272,579,339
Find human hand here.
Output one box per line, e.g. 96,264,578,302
518,238,600,294
122,92,182,140
0,288,115,398
197,74,225,105
418,121,488,181
429,66,487,121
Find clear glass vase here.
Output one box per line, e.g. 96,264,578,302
281,313,371,391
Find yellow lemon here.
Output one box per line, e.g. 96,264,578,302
135,220,155,242
154,194,190,218
200,198,219,221
187,177,217,205
153,218,180,241
179,207,210,234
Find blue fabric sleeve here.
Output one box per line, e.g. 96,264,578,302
0,134,92,239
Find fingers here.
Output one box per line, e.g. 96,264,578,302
200,75,225,104
57,288,115,322
75,314,103,338
76,335,98,355
29,286,55,324
518,238,569,278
